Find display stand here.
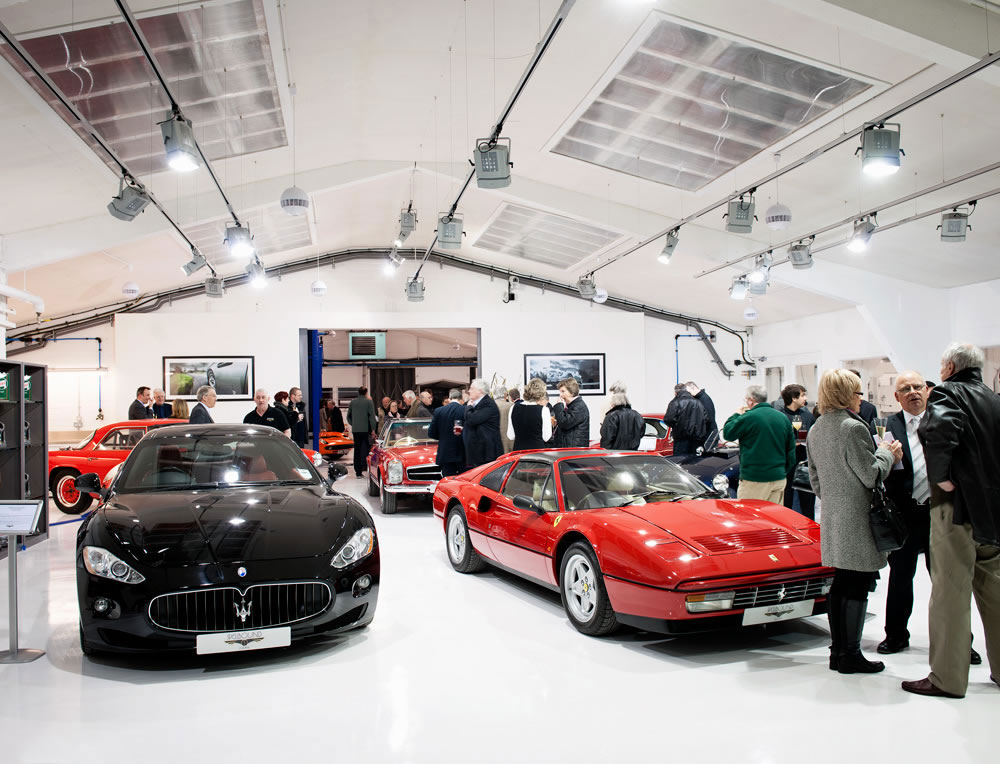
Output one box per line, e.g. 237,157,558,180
0,499,45,663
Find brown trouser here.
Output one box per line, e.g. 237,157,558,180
737,478,786,504
927,488,1000,696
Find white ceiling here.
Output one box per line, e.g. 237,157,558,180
1,0,999,328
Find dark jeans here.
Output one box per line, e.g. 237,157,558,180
440,461,464,477
783,482,816,521
353,431,371,477
884,501,931,641
831,568,877,600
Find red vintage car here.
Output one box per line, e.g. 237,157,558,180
433,449,832,636
50,419,325,514
318,430,354,459
367,418,441,514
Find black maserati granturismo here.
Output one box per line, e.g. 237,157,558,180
75,424,378,656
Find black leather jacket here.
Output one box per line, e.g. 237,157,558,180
553,397,590,448
600,405,645,450
664,391,708,442
919,366,1000,545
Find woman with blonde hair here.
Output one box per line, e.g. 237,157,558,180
508,378,553,451
171,398,190,419
807,369,902,674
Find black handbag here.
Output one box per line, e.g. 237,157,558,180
792,460,812,493
869,482,908,552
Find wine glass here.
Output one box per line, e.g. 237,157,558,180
791,414,802,432
875,416,888,441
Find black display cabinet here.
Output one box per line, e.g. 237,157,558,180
0,361,48,560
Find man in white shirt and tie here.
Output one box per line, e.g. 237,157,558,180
878,371,981,666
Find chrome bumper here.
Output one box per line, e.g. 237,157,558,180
382,482,439,494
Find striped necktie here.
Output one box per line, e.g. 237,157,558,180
908,416,930,504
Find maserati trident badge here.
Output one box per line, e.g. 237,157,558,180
234,599,252,624
237,566,247,578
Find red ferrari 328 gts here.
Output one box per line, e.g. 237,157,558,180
432,449,833,636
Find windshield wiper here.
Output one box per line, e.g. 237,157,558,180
619,491,653,506
128,483,220,492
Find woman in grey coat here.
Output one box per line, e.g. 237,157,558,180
808,369,902,674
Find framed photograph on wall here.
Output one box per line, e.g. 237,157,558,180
162,356,255,400
524,353,606,396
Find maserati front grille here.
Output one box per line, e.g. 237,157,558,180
148,582,332,633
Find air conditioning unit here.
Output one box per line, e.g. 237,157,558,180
348,332,387,360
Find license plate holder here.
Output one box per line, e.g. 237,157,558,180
741,598,814,626
196,626,291,655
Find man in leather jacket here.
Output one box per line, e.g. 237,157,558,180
664,383,708,455
552,377,590,448
902,343,1000,699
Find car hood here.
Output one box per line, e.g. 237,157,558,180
620,498,812,554
384,444,438,464
100,485,353,566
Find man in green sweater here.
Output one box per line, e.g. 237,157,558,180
723,385,797,504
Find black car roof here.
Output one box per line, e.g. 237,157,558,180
142,424,292,440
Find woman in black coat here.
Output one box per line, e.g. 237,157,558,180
600,381,645,450
463,380,504,467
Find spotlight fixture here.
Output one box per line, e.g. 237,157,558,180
725,193,756,234
310,279,328,297
729,276,749,301
405,276,425,302
576,275,597,299
502,277,517,304
764,202,792,231
225,224,255,259
159,112,201,172
393,235,405,248
658,229,679,264
122,282,140,300
436,213,465,248
279,185,310,216
857,124,903,178
385,249,404,275
743,303,759,322
107,179,151,221
939,204,973,243
181,250,208,277
747,251,772,287
204,277,225,298
245,260,267,288
788,237,814,270
399,208,418,236
592,287,609,304
848,215,877,253
473,137,512,189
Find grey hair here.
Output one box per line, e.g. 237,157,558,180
448,388,462,400
195,385,214,402
254,388,268,398
609,380,629,407
746,385,768,404
402,390,416,402
152,388,165,395
470,378,489,394
942,342,985,373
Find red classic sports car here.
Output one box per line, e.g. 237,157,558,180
318,430,354,459
367,418,441,514
433,449,832,636
51,419,325,514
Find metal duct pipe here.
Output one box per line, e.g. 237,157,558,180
0,283,45,315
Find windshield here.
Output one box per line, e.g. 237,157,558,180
70,431,97,450
384,420,435,447
115,432,321,492
559,454,710,510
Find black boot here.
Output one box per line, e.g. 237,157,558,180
827,591,841,671
837,598,885,674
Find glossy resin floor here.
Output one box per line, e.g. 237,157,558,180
1,476,996,764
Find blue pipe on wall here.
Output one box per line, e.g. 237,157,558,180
674,334,701,385
7,336,104,418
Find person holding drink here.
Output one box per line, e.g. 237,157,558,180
775,384,816,519
429,388,467,477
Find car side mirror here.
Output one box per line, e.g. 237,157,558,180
75,472,105,499
327,463,348,482
512,494,545,515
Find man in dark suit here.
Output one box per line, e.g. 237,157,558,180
849,369,878,435
128,386,154,419
150,389,173,419
188,385,217,424
881,371,981,666
428,388,466,476
463,379,503,468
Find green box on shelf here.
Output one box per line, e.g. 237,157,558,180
0,371,9,402
24,376,32,402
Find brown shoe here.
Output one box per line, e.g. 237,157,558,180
901,678,963,699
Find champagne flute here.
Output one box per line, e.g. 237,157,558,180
875,416,888,441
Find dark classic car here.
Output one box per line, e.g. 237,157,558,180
668,444,741,498
75,424,378,656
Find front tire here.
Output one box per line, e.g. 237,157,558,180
559,542,618,636
50,469,93,515
446,508,485,573
380,482,397,514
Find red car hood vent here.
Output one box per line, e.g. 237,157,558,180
692,529,799,554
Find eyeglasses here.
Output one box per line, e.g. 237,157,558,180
854,391,864,397
897,384,926,394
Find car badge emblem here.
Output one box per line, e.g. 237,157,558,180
234,599,252,624
553,515,563,528
237,566,247,578
776,585,787,602
768,554,779,562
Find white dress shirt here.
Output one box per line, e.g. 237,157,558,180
904,410,930,504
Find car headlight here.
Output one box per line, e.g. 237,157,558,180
331,527,375,569
712,474,730,494
685,590,735,613
387,459,403,485
82,546,145,584
311,452,324,467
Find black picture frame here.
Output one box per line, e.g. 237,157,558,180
524,353,606,396
162,356,255,401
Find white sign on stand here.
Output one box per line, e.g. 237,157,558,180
0,500,45,664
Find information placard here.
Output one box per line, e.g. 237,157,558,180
0,501,44,535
